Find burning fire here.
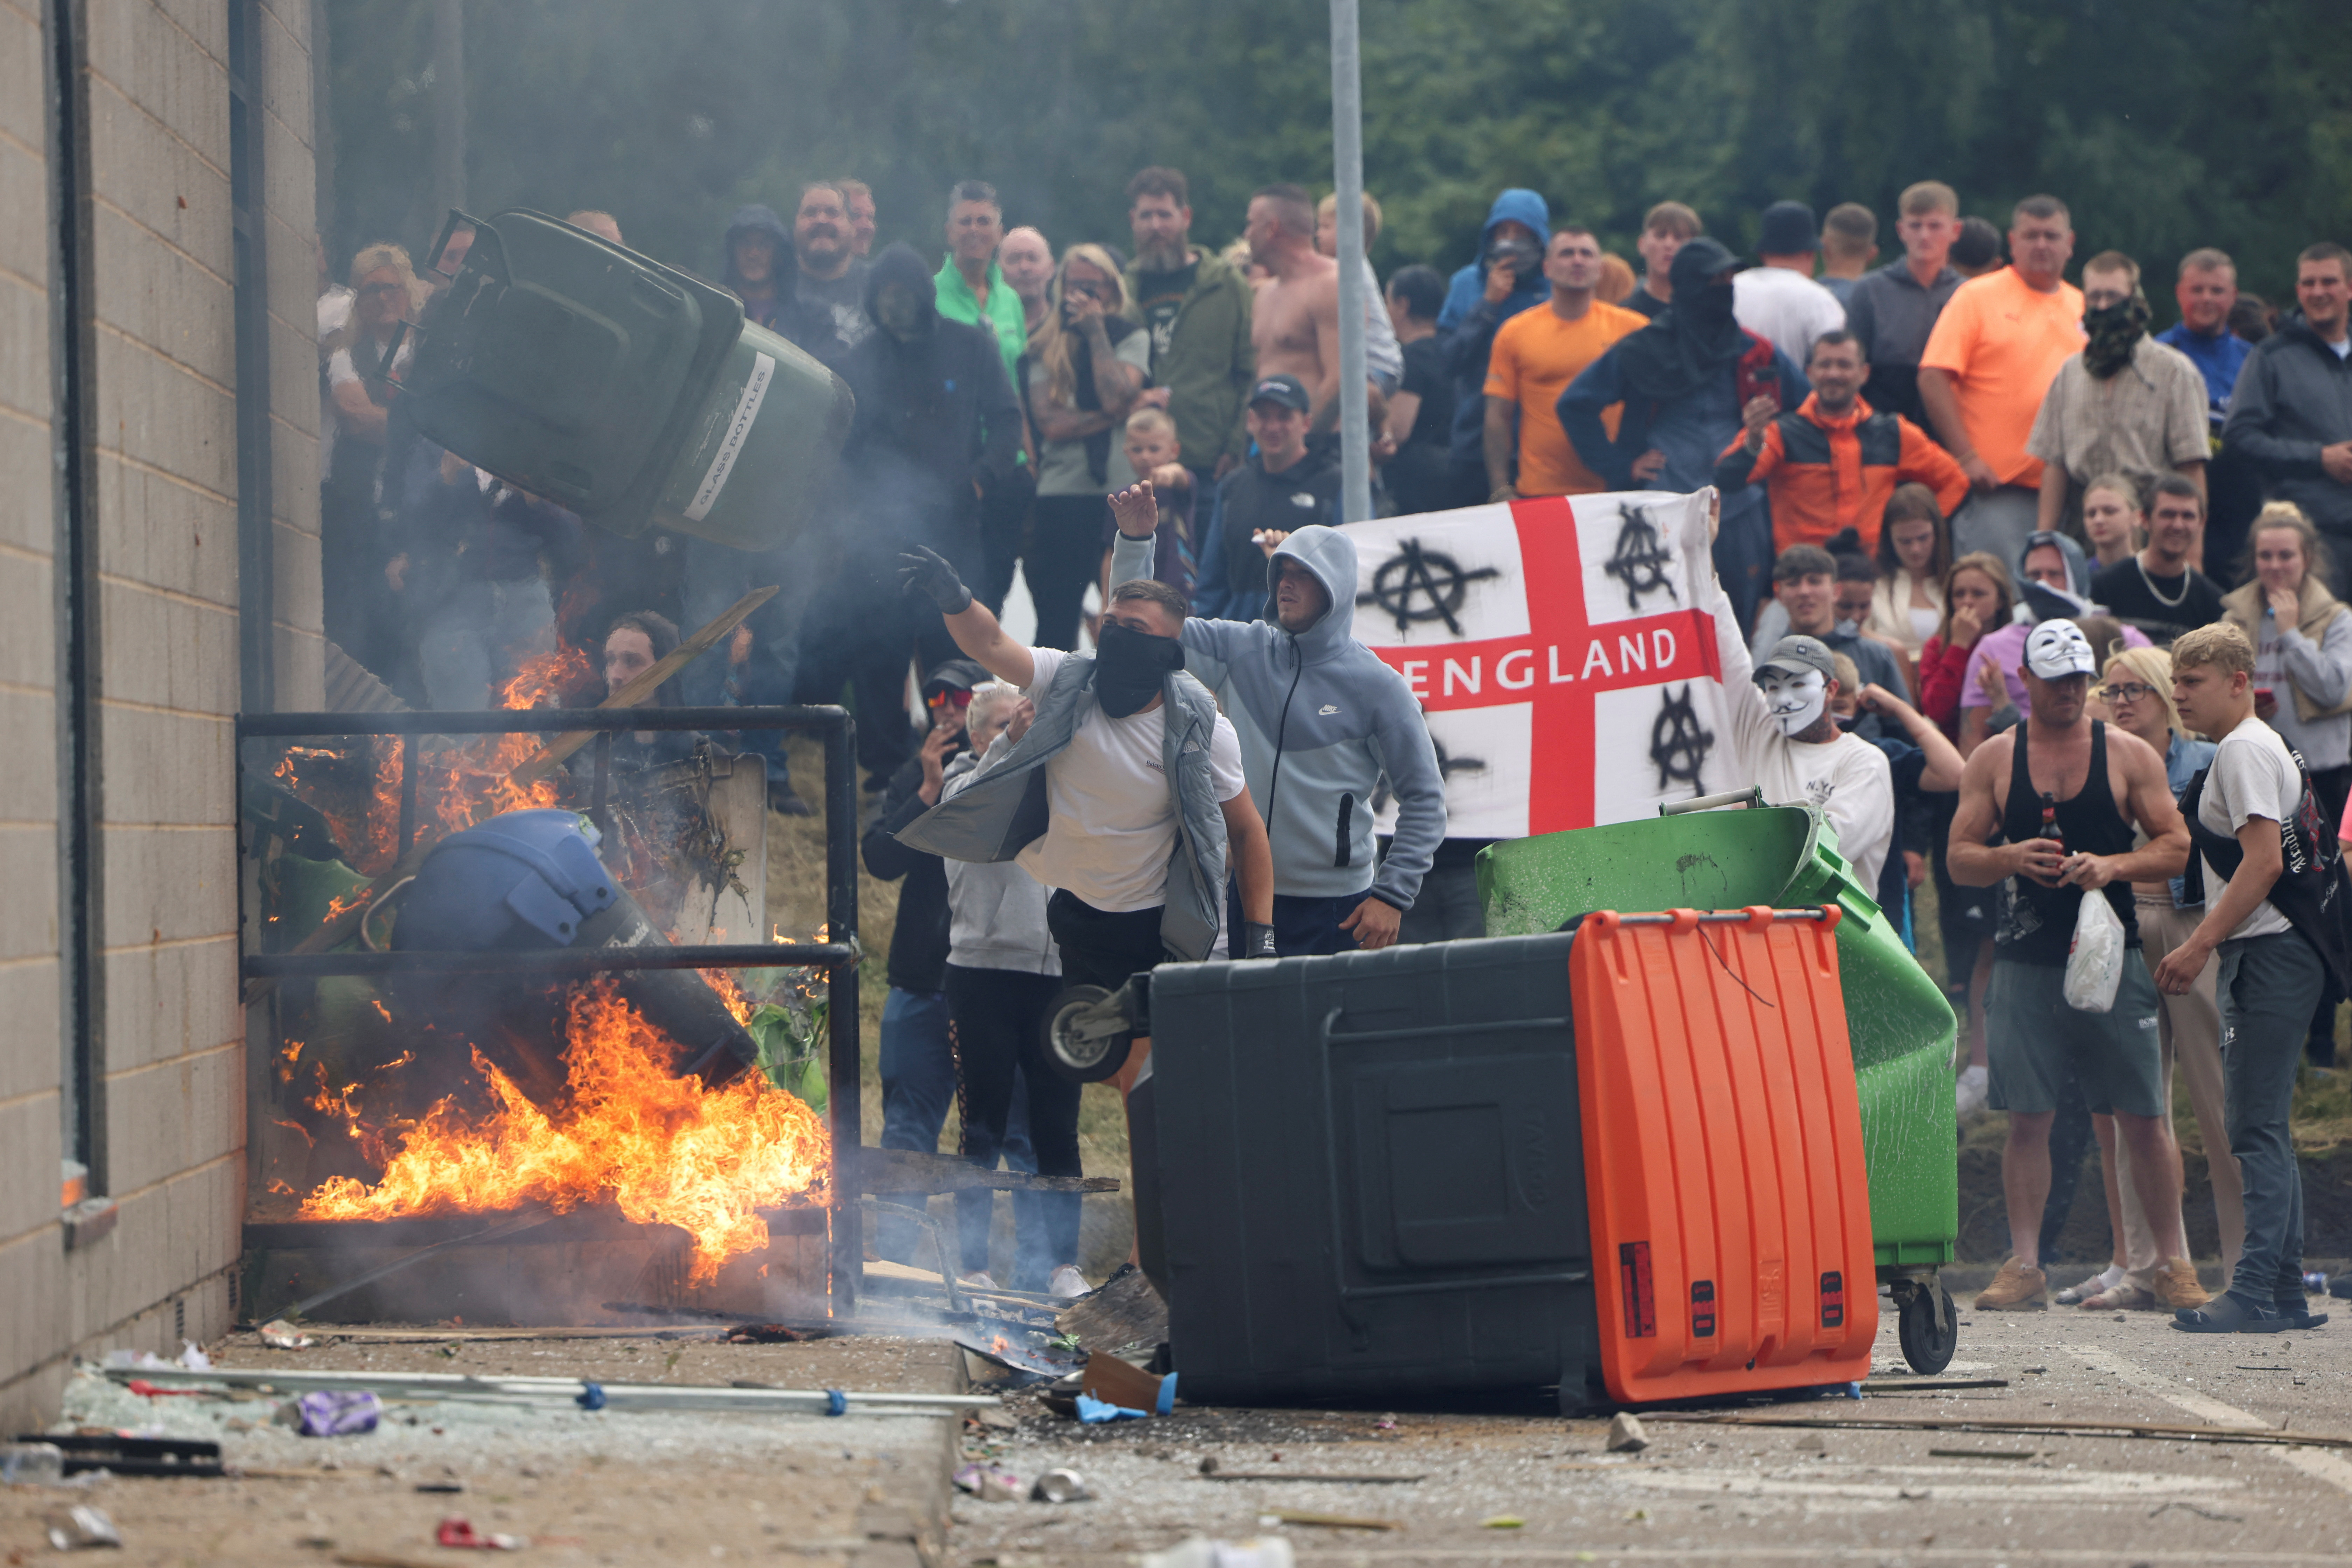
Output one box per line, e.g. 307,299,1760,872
300,980,829,1282
274,642,596,877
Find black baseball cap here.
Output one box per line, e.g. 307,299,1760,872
1247,373,1311,413
1758,200,1819,255
1754,634,1837,685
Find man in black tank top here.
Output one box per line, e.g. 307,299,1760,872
1948,618,2200,1312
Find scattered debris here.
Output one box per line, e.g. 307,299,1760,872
1480,1515,1525,1529
2021,1366,2049,1374
1139,1536,1294,1568
725,1324,809,1344
1861,1377,2008,1392
259,1320,315,1350
26,1433,223,1478
1054,1264,1170,1359
1606,1412,1651,1453
2151,1500,2245,1522
296,1390,383,1437
1793,1434,1827,1453
955,1463,1023,1503
124,1378,213,1399
1,1442,64,1485
180,1341,214,1370
415,1482,466,1494
44,1505,121,1551
436,1518,527,1550
971,1407,1018,1432
1079,1350,1175,1415
2234,1365,2293,1373
1261,1508,1399,1531
1075,1393,1149,1424
1928,1449,2036,1460
1198,1455,1220,1475
1030,1468,1089,1503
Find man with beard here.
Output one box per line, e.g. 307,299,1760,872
1558,235,1811,632
787,181,872,365
2222,243,2352,601
803,244,1021,786
893,546,1276,989
1121,167,1257,489
2028,252,2208,537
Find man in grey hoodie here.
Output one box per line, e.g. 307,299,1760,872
1108,482,1447,954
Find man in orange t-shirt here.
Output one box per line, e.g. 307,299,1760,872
1483,227,1645,498
1917,194,2085,567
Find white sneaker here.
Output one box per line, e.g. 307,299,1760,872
2054,1263,2124,1306
1955,1064,1989,1121
1048,1265,1092,1300
958,1270,998,1292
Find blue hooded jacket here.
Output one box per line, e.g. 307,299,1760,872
1112,524,1446,910
1436,189,1552,468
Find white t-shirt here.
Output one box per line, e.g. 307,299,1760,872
1732,266,1847,368
1014,648,1247,913
2197,718,2301,941
1711,582,1895,891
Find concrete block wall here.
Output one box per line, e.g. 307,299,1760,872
0,0,320,1430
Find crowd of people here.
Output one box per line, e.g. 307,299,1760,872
312,170,2352,1328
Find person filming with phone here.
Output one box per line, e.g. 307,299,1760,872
1559,236,1811,632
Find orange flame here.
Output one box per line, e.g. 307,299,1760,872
299,981,828,1283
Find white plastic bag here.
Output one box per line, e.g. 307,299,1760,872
2063,891,2125,1013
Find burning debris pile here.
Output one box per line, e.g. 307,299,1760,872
254,645,830,1290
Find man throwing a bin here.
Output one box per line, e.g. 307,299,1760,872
1946,618,2207,1313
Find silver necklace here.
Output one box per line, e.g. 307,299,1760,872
2135,554,2190,609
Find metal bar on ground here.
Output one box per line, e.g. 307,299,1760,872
103,1365,1000,1414
825,712,861,1319
243,944,855,979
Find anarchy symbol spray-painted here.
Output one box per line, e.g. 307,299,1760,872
1603,503,1679,612
1650,684,1715,791
1359,539,1502,636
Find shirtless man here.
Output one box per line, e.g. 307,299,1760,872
1245,183,1343,424
1946,618,2205,1314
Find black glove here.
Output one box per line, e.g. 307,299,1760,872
1241,922,1278,961
897,546,973,614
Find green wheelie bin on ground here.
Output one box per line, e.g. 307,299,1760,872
1477,789,1961,1372
396,209,854,552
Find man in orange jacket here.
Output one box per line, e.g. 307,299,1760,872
1715,330,1969,555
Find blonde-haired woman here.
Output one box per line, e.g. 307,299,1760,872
1021,243,1160,649
323,243,426,669
2048,646,2235,1307
2078,472,2145,570
2221,498,2352,1067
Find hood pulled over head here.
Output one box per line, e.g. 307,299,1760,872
864,242,940,337
1265,524,1359,656
720,204,790,292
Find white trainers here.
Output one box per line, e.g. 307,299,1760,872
1955,1064,1990,1121
2054,1263,2124,1306
1048,1265,1092,1300
958,1270,998,1292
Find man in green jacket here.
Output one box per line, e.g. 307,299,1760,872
931,178,1033,612
933,178,1028,392
1121,166,1256,488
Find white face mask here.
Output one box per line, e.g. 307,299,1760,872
1759,669,1828,737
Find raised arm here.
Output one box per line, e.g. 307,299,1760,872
897,547,1035,690
1859,683,1965,791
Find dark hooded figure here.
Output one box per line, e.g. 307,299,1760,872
719,204,794,331
798,244,1022,784
1557,236,1810,632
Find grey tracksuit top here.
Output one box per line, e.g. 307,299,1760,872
1112,522,1446,909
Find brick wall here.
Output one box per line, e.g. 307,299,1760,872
0,0,319,1428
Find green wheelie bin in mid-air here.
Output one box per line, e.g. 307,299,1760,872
1477,789,1961,1372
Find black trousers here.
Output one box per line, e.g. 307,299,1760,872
1046,890,1167,992
794,571,919,783
946,965,1080,1277
1028,494,1111,652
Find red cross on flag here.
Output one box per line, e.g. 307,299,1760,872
1352,491,1739,839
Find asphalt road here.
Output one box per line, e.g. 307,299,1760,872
948,1290,2351,1566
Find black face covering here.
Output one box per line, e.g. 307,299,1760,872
1093,619,1185,718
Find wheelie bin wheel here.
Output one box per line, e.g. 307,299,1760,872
1041,985,1135,1083
1897,1276,1958,1374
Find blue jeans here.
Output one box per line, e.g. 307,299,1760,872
1226,884,1371,958
417,577,555,710
875,987,1035,1267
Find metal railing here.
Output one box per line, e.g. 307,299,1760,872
234,703,866,1315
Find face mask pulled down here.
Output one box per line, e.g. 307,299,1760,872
1759,668,1829,738
1094,619,1185,717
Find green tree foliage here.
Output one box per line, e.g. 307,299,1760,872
326,0,2352,317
